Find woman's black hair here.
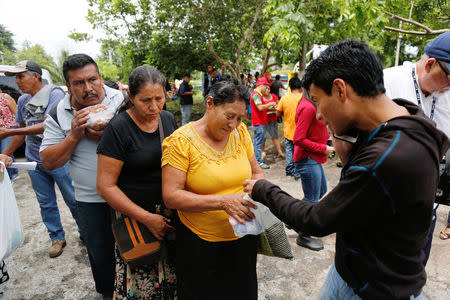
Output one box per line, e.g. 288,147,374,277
128,65,166,98
206,78,250,106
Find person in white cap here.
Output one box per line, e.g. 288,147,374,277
0,60,80,258
384,31,450,264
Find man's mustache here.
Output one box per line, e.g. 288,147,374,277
83,91,98,100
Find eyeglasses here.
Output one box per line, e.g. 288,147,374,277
436,60,450,79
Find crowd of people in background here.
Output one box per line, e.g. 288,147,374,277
0,31,449,300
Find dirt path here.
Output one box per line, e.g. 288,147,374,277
2,154,450,299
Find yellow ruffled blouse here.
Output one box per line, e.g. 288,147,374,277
161,122,254,242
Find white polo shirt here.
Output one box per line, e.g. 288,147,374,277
384,61,450,137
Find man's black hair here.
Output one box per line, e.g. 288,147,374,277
275,74,281,80
63,54,100,83
183,73,190,78
302,39,385,97
289,77,302,90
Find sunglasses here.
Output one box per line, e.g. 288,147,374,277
436,60,450,79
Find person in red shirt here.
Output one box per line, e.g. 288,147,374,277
293,97,334,251
250,77,275,169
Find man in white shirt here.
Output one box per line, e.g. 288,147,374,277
384,31,450,264
39,54,124,299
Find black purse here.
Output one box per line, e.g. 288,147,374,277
111,116,175,266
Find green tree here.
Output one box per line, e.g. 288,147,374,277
97,59,120,81
84,0,272,79
0,24,17,65
265,0,449,73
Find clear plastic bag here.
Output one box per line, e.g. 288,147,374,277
0,162,23,260
229,194,280,237
87,105,115,130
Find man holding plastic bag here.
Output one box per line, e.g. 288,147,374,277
39,54,123,299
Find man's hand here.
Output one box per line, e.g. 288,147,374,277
0,154,12,173
69,108,90,141
0,127,11,140
243,180,258,198
85,127,104,141
332,136,354,165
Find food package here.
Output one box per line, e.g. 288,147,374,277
86,104,114,130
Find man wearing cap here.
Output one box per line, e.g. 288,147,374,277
384,31,450,264
250,77,276,169
0,60,79,258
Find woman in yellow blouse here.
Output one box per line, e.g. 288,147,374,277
162,80,265,300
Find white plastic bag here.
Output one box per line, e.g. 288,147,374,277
0,162,23,260
229,194,280,237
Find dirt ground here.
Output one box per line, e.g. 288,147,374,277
2,151,450,299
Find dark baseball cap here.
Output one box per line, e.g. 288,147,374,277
5,60,43,76
424,31,450,70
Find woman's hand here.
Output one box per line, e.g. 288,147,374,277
221,193,257,224
243,180,257,197
143,213,174,240
325,145,335,156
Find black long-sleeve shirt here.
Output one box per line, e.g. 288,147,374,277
252,99,449,299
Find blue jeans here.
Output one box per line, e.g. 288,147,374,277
0,127,18,180
27,162,79,241
318,264,423,300
423,205,438,265
76,201,115,296
252,125,267,165
295,157,327,203
285,138,295,176
181,104,192,126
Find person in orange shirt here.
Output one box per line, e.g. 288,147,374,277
277,77,302,177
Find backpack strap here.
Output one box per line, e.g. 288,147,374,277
47,103,60,126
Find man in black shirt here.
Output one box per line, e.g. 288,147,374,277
244,39,449,299
179,73,193,126
270,74,285,98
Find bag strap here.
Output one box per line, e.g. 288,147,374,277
158,115,165,144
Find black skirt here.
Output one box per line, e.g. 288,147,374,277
176,221,257,300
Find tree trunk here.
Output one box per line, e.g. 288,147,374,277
260,46,273,74
298,43,308,76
